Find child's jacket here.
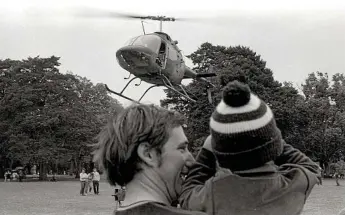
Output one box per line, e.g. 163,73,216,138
179,143,320,215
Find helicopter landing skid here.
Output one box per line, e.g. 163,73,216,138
161,75,196,102
105,74,161,104
105,75,198,104
105,82,160,104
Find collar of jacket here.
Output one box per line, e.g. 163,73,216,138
232,161,278,175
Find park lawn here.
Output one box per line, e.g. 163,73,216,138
303,179,345,215
0,179,344,215
0,181,115,215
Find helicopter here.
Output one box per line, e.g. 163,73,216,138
75,9,217,103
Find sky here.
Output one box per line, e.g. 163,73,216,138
1,0,345,106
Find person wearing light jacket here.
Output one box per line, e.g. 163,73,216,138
79,168,88,196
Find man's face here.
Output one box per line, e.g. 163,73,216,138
82,169,85,173
157,126,194,201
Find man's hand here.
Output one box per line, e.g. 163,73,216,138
202,135,213,152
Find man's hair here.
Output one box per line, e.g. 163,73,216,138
92,104,185,186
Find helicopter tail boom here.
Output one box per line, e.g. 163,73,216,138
183,66,216,79
196,73,216,78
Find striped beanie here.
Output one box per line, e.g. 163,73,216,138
210,81,283,171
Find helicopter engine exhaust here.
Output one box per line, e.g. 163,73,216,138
116,46,160,76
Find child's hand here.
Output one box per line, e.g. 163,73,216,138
202,135,213,152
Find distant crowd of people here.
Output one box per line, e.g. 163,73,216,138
79,168,100,196
3,169,25,182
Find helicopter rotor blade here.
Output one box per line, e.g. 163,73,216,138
72,7,200,22
74,8,149,19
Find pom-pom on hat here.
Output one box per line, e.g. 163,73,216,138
210,81,283,171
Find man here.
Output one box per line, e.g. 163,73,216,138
79,168,88,196
93,104,206,215
92,168,100,195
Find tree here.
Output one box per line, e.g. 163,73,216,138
0,56,123,179
294,72,345,173
161,43,301,155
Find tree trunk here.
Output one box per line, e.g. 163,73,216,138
55,160,58,174
39,161,48,181
9,159,13,169
89,156,94,172
69,160,74,176
324,161,330,175
74,158,81,179
0,165,4,179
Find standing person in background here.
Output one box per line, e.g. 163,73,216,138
335,172,341,186
18,170,24,182
4,170,11,182
85,172,93,194
317,166,323,185
92,168,100,195
79,168,88,196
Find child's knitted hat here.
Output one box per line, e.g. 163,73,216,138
210,81,283,171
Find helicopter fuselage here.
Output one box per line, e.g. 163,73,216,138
116,32,196,86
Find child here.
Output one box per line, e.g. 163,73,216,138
179,81,320,215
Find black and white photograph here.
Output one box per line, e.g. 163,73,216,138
1,0,345,214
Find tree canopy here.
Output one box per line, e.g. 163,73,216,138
293,72,345,169
0,56,123,179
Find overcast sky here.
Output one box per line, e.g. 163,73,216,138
1,0,345,106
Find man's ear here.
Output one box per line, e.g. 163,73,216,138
137,142,160,168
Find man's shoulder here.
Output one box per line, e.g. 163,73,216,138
114,202,206,215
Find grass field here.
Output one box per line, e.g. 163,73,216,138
0,179,344,215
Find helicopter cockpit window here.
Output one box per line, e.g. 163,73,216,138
132,35,161,54
156,42,167,68
124,36,139,46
